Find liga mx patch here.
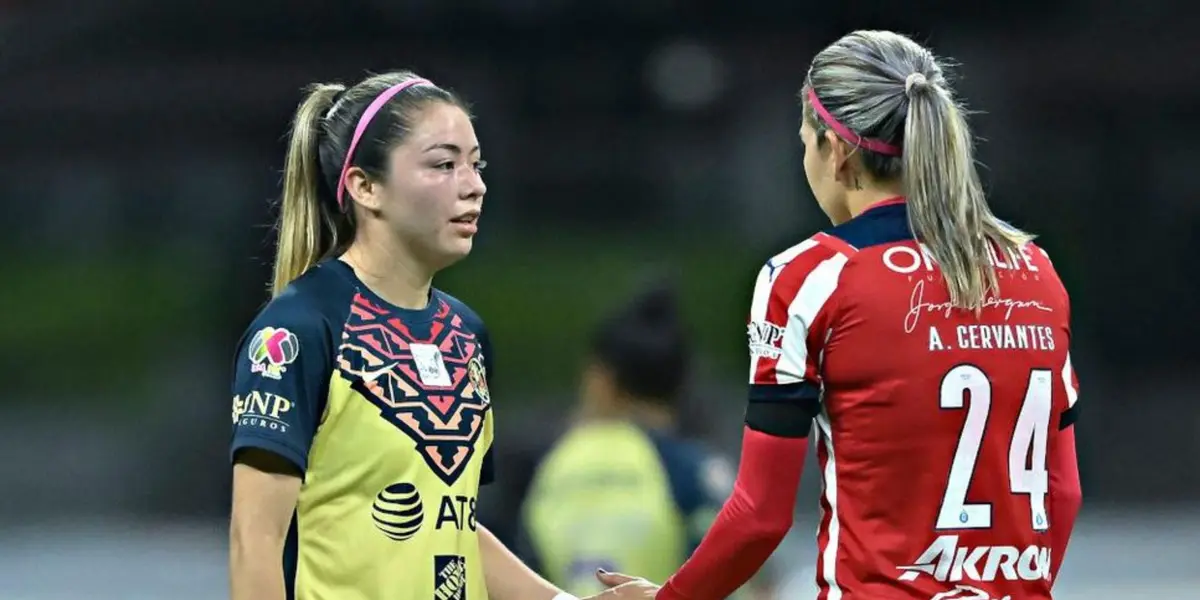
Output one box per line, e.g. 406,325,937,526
248,326,299,380
433,554,466,600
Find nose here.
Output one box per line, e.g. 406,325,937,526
460,166,486,200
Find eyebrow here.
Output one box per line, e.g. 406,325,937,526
422,143,480,155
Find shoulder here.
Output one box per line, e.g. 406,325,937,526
1024,240,1057,267
239,263,356,351
437,290,489,335
435,290,496,379
1022,240,1070,303
752,233,857,313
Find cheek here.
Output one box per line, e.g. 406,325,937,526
387,179,445,230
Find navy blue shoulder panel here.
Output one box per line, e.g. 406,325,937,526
294,259,362,324
229,261,358,472
824,202,914,250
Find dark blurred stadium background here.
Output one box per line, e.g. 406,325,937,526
1,1,1197,598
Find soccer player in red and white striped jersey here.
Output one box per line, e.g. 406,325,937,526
595,30,1082,600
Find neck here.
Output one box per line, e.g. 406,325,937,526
341,226,435,310
844,184,905,221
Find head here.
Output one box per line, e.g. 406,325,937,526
800,30,1033,308
580,280,690,421
272,71,486,296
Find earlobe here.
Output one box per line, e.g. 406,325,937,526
344,167,382,212
830,135,849,183
827,137,856,186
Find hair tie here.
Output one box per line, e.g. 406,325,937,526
905,73,928,95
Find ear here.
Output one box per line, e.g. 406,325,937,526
823,131,857,185
343,166,384,212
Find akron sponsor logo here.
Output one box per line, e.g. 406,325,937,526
372,482,424,541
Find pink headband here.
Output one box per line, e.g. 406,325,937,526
335,78,432,208
806,87,901,156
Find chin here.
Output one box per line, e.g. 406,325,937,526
439,238,474,266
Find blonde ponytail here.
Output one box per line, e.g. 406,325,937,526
902,80,1033,310
272,83,345,297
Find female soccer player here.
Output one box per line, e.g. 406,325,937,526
228,70,654,600
597,30,1084,600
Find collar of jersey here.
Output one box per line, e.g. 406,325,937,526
861,196,906,215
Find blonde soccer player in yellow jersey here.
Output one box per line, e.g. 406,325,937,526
228,71,657,600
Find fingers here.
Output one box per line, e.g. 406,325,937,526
585,580,660,600
595,570,640,588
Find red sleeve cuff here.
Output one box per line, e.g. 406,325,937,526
655,580,687,600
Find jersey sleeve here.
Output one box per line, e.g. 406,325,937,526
1058,351,1080,429
478,323,496,485
230,297,333,473
744,236,849,436
1039,245,1080,431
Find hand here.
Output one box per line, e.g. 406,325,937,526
584,569,659,600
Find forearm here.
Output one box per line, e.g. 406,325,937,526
658,427,806,600
1048,427,1083,583
230,530,287,600
479,524,564,600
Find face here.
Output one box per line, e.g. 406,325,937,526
350,101,487,271
800,116,852,225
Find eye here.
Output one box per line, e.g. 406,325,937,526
434,162,455,171
474,160,488,172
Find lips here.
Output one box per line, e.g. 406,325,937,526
450,211,479,225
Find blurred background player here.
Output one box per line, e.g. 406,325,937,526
518,280,773,600
228,70,643,600
598,30,1084,600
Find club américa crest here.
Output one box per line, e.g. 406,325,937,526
467,354,490,404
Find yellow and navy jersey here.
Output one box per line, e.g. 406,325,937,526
518,421,734,597
230,259,494,600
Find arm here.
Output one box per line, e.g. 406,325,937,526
685,450,782,599
474,323,571,600
227,301,330,600
1048,425,1081,583
230,451,301,600
658,245,845,600
1049,353,1083,584
656,428,807,600
480,524,565,600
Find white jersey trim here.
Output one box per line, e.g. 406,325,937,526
747,237,850,385
816,411,843,600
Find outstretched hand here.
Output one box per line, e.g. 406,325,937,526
583,569,659,600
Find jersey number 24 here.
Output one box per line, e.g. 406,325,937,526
936,365,1052,533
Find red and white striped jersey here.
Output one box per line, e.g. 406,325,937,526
746,198,1080,600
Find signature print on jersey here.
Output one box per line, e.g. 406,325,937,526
339,294,490,486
